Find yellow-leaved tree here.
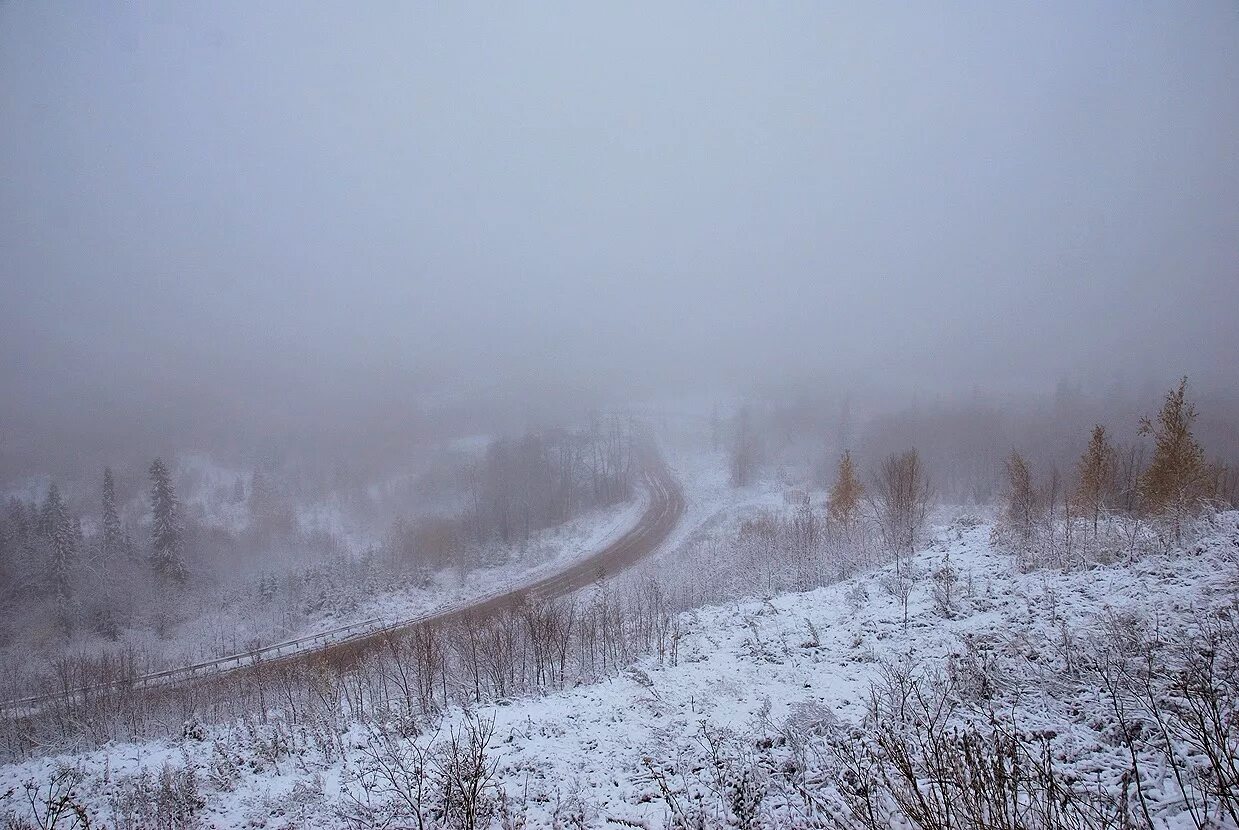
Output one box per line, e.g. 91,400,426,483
1074,424,1117,539
827,451,864,532
1139,377,1212,542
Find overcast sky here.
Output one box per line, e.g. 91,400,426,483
3,2,1238,441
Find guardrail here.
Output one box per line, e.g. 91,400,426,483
2,460,678,713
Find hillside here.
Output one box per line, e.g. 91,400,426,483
4,508,1237,828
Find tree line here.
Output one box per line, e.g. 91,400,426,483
0,458,187,637
997,377,1232,565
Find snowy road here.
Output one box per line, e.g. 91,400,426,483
4,446,684,710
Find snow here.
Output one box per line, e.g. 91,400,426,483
316,491,649,634
6,507,1237,828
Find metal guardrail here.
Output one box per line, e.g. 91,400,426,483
3,459,680,712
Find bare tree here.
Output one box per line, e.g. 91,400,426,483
869,449,932,563
1117,442,1147,514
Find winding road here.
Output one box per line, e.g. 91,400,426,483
4,446,683,710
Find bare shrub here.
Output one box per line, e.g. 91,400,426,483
105,762,204,830
338,711,497,830
929,554,957,618
435,713,499,830
845,582,869,615
1089,613,1239,830
0,766,90,830
339,719,440,830
827,666,1124,830
879,561,922,632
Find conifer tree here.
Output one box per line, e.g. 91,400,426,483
1139,377,1211,540
37,488,58,539
148,458,186,583
1074,425,1117,538
43,483,76,608
5,499,36,593
101,467,123,560
0,521,8,595
827,451,865,529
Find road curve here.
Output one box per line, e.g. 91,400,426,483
4,444,683,709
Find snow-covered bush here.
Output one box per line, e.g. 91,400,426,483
337,711,497,830
104,762,204,830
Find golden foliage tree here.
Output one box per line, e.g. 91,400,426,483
1139,377,1211,537
828,451,865,528
1002,451,1038,546
1074,424,1117,537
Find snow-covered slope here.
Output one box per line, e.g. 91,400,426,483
4,512,1237,828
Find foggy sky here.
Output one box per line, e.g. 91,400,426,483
3,2,1238,444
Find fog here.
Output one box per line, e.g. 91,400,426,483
3,2,1238,474
10,7,1239,810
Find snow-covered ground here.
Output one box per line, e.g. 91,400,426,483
313,490,650,634
7,507,1237,828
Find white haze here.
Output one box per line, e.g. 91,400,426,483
2,2,1238,470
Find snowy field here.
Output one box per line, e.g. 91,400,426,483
5,504,1237,828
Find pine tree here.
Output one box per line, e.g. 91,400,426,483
101,467,123,560
1139,377,1211,540
1074,425,1117,538
827,451,865,529
148,458,186,583
0,513,11,597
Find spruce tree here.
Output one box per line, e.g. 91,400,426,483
43,483,76,607
37,487,57,539
0,516,10,596
5,499,36,593
101,467,123,560
148,458,186,583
